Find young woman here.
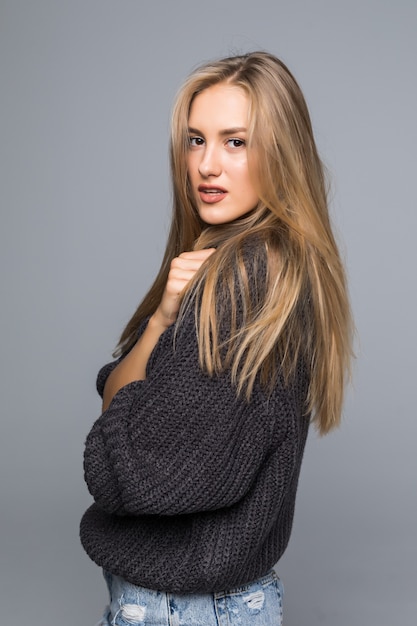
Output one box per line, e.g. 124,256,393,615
80,51,353,625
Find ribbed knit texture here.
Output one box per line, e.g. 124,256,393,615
80,245,310,593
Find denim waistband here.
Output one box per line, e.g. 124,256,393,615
100,569,284,626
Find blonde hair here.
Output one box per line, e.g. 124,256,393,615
116,51,353,435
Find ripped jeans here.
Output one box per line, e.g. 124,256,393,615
99,569,283,625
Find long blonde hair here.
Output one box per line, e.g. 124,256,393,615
116,51,353,434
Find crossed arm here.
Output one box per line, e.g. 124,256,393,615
102,248,215,410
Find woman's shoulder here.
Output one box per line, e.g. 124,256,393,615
230,231,278,298
229,229,281,271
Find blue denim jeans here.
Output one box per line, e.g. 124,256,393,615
99,569,283,625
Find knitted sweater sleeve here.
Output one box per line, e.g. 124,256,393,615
84,258,304,518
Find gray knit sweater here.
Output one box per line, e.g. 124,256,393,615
80,250,310,593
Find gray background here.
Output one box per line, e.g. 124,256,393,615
1,1,416,624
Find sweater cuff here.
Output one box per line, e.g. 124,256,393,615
83,419,123,514
84,381,144,515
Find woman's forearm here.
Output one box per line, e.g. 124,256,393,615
102,249,216,412
102,314,167,411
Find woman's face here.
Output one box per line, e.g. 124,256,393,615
187,83,259,225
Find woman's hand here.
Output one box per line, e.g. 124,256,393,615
152,248,216,329
102,248,215,410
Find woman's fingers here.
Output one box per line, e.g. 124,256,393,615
171,248,216,270
167,248,215,292
155,248,216,327
168,249,216,288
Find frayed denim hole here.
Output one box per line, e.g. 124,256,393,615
243,589,265,612
112,600,147,626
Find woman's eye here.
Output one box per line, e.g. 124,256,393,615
227,138,245,148
189,136,204,147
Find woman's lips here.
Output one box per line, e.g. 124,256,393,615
198,185,227,204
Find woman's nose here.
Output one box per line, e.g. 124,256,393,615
198,146,222,177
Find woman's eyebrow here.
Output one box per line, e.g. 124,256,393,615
219,127,247,136
187,126,247,136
